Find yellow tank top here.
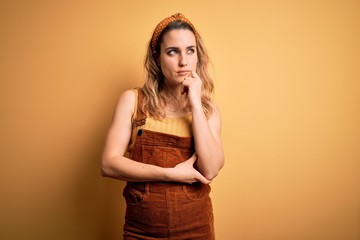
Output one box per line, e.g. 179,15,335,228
127,89,193,154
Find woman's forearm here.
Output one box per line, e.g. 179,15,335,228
101,154,211,184
101,155,170,182
191,106,224,180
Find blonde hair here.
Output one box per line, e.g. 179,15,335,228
142,16,215,119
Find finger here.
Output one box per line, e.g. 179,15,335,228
181,82,188,95
187,153,197,164
182,78,193,86
196,172,211,185
191,70,200,79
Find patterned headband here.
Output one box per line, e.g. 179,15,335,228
150,13,197,53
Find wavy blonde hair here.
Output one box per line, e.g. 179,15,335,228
142,19,215,119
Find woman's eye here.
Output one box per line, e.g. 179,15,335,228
187,48,195,54
167,50,177,55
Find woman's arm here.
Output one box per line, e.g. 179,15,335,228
191,104,224,180
182,71,225,180
101,89,210,184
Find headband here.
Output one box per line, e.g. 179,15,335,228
150,13,197,52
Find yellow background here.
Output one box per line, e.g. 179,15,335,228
1,1,359,239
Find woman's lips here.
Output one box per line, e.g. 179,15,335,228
177,71,191,76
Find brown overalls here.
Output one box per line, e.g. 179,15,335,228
123,89,214,240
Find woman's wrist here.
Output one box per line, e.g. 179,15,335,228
162,167,174,182
190,101,203,112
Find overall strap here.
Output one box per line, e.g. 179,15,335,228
133,88,147,127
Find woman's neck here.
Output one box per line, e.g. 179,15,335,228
161,86,189,117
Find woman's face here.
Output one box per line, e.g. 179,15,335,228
158,29,197,87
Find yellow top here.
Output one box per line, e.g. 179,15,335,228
126,89,193,154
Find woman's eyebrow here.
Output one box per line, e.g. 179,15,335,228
164,47,179,51
164,45,196,50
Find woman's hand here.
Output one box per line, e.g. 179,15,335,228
182,71,202,110
168,153,211,185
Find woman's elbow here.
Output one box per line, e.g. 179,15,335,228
101,158,112,177
205,167,223,181
206,158,225,181
204,172,218,181
101,167,109,177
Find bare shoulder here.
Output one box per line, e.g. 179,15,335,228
209,102,222,121
116,89,136,110
207,102,223,144
103,89,137,159
213,102,221,114
113,89,137,122
118,89,136,104
207,102,221,130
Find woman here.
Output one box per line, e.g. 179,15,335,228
101,13,224,239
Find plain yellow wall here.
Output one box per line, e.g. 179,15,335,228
1,1,359,239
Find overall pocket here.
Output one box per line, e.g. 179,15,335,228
123,183,147,206
141,145,188,168
184,182,211,201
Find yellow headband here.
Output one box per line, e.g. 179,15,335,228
150,13,196,52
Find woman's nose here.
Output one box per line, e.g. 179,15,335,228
179,54,188,67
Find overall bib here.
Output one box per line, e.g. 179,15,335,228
123,89,214,240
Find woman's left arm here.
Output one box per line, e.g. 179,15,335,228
183,71,225,180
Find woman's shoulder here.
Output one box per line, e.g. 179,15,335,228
114,89,138,116
118,89,136,103
209,101,221,116
207,101,222,124
122,88,137,97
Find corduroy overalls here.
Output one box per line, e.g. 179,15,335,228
123,89,214,240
